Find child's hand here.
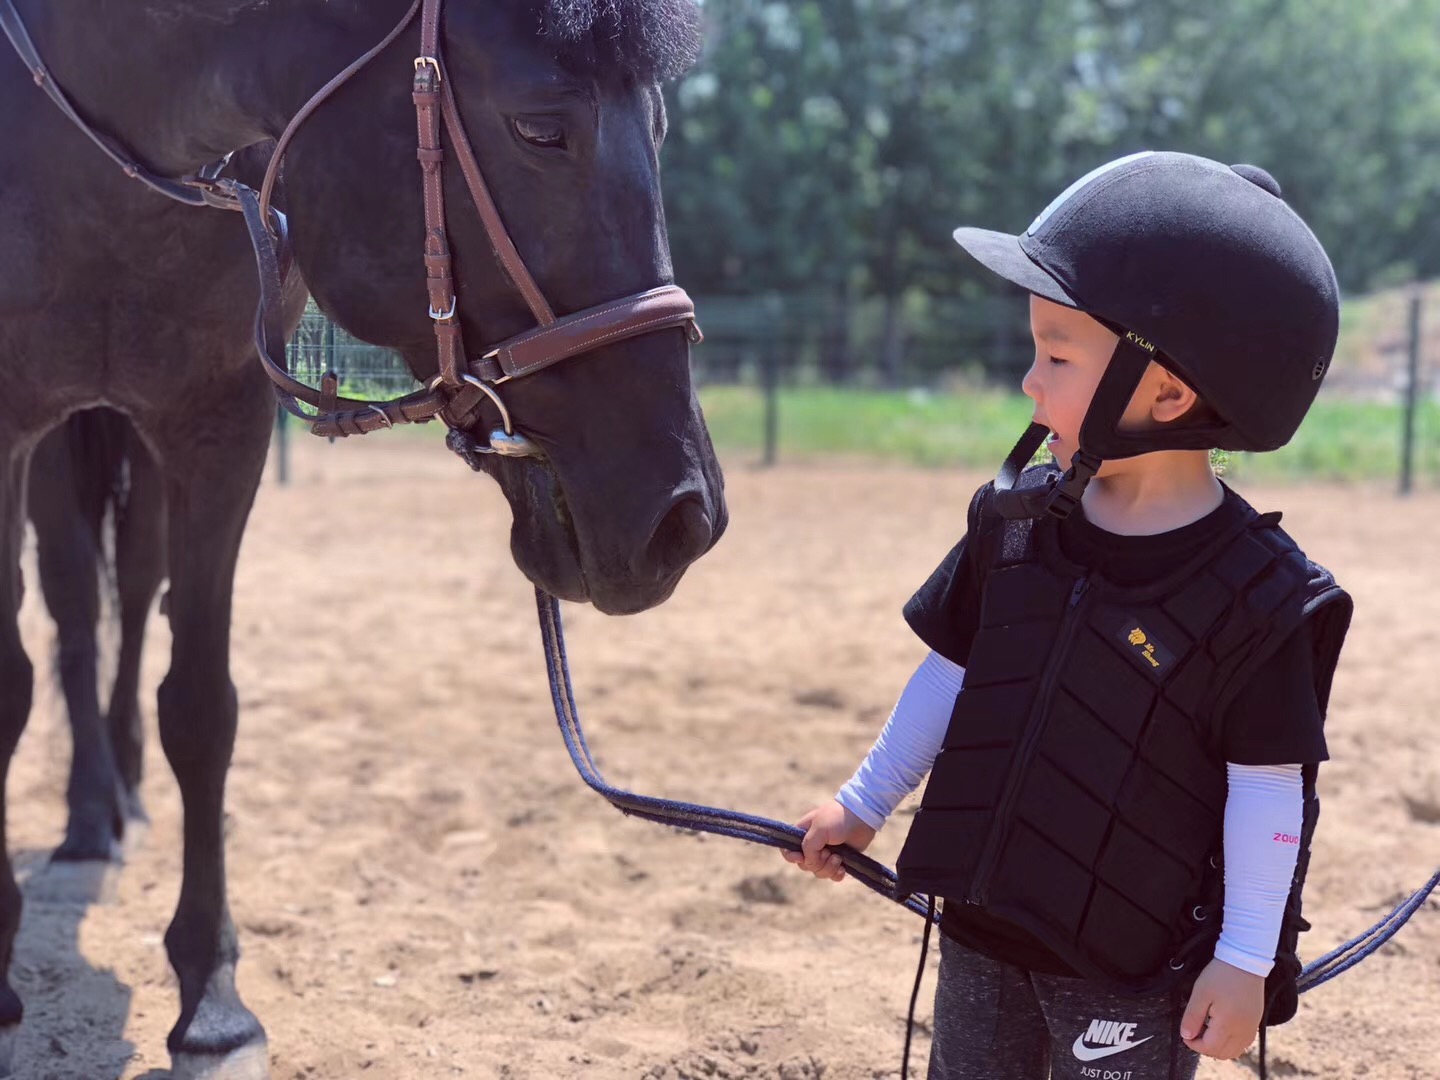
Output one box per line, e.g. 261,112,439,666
1179,957,1265,1059
780,800,877,882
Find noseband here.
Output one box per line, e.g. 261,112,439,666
2,0,702,463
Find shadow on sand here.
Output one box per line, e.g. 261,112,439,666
12,848,140,1080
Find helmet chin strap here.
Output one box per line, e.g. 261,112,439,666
992,331,1158,521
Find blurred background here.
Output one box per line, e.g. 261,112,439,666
286,0,1440,488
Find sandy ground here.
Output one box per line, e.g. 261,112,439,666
7,433,1438,1080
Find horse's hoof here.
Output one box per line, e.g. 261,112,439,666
172,1041,270,1080
0,1024,16,1078
25,859,120,905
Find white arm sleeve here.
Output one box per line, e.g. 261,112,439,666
835,651,965,831
1214,762,1304,977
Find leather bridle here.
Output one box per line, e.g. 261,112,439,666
2,0,702,461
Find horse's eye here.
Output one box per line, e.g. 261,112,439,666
513,117,567,149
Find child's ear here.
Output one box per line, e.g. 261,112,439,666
1150,369,1199,425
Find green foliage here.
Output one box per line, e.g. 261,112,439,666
664,0,1440,378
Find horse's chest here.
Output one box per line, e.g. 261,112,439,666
0,175,263,407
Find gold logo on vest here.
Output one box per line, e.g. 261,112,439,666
1116,619,1173,677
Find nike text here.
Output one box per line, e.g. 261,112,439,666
1073,1019,1155,1063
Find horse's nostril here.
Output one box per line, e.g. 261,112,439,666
643,495,712,580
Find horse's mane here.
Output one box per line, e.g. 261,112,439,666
532,0,702,82
138,2,701,82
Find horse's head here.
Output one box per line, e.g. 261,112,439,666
277,0,724,615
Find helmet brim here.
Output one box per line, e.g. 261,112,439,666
952,228,1080,309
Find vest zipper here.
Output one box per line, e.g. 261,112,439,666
968,574,1090,906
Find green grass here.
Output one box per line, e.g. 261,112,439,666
698,385,1440,485
1227,397,1439,484
699,385,1035,468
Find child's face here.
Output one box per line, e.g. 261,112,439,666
1023,296,1183,469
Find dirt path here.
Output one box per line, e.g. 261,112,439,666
9,435,1438,1079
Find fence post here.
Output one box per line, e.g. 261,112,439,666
1400,291,1423,496
325,316,338,445
762,345,778,467
274,405,290,486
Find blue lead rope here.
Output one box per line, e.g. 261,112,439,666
1297,868,1440,990
535,586,1439,994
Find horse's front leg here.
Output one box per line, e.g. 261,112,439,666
148,382,273,1080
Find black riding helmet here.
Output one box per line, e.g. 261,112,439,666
954,151,1340,519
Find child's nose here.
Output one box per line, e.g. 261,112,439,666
1021,358,1042,402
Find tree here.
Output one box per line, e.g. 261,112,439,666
662,0,1440,381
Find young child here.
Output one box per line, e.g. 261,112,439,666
782,152,1353,1080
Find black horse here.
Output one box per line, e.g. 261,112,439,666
0,1,724,1076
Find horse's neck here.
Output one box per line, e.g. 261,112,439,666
34,0,400,174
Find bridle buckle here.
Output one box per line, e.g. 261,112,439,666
429,297,457,321
413,56,442,82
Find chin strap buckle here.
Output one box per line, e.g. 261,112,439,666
1043,452,1103,520
992,424,1107,521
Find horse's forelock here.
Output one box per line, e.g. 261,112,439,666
533,0,702,83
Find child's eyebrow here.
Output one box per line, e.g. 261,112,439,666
1032,325,1074,344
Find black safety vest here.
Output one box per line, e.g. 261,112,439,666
896,468,1352,1012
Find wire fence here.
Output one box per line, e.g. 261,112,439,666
688,292,1034,388
276,289,1435,488
286,306,423,400
281,291,1043,391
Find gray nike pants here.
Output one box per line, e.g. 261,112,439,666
928,932,1200,1080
